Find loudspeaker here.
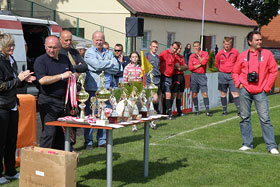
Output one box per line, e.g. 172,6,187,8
125,17,144,37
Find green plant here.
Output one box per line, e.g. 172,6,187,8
207,51,218,72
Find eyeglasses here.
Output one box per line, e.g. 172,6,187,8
46,46,59,50
8,44,15,48
114,49,122,52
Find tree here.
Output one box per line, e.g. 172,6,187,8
228,0,280,26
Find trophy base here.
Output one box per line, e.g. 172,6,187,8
108,116,118,124
96,119,109,125
140,111,148,118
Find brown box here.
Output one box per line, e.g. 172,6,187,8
19,146,78,187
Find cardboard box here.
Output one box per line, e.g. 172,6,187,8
19,146,78,187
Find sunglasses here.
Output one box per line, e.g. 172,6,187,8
114,49,122,52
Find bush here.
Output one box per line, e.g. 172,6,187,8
207,51,218,72
276,60,280,65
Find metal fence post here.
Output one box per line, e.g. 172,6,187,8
30,2,33,17
53,10,56,21
76,18,80,37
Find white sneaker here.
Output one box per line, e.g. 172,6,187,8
132,125,138,132
270,148,279,155
0,177,10,185
239,146,252,151
5,172,20,180
150,121,157,130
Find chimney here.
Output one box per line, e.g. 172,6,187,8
178,2,181,9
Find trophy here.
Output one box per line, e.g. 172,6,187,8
96,71,111,125
108,93,118,124
76,73,89,121
147,70,158,116
130,85,139,120
90,96,97,118
139,89,148,118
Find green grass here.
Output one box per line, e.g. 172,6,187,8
4,94,280,187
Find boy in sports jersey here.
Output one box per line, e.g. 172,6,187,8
172,42,188,116
215,37,240,116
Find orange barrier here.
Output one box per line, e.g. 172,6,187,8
16,94,37,166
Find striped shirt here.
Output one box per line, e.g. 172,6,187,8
123,63,142,82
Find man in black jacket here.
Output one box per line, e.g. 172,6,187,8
59,30,88,74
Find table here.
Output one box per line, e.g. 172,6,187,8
46,115,167,187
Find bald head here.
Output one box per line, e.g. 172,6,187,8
60,30,72,50
92,31,105,51
45,35,60,59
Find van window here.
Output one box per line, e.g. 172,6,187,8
22,24,49,72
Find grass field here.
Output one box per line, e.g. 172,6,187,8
4,94,280,187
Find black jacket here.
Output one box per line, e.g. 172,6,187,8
0,53,24,109
59,47,88,73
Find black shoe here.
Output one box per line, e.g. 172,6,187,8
85,145,93,150
176,113,183,117
206,112,213,117
194,111,200,116
98,144,106,148
222,111,228,116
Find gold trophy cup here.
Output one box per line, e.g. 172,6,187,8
96,71,111,125
76,73,89,121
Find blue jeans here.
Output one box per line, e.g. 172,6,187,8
84,91,106,146
239,87,277,151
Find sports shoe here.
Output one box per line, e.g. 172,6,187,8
132,125,138,132
239,146,252,151
84,145,93,150
270,148,279,155
206,112,213,117
222,111,228,116
0,177,10,185
5,172,20,180
150,121,157,130
194,111,200,116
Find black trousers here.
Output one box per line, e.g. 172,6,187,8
0,108,18,177
38,94,66,150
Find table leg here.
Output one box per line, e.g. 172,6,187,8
144,122,149,177
106,129,113,187
65,127,71,151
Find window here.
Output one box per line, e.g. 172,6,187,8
232,36,237,48
65,28,85,38
167,32,175,47
211,35,216,51
141,31,151,50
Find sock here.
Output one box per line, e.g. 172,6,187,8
176,99,182,114
233,96,241,113
154,103,159,114
166,99,172,116
193,97,199,112
162,98,166,114
221,97,227,112
203,97,210,113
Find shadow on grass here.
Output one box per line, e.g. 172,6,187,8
78,157,188,186
253,135,280,149
78,152,121,167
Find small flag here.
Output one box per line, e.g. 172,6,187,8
140,51,153,77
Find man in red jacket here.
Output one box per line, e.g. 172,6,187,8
159,42,179,119
189,41,212,116
172,42,188,116
232,30,279,154
215,37,240,116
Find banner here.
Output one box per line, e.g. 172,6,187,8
16,94,37,166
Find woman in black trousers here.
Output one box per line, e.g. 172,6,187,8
0,33,35,184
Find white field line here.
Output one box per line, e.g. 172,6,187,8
150,105,280,145
151,144,276,156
